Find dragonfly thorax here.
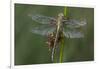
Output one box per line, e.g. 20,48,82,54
56,13,64,30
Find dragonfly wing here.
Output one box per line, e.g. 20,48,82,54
63,28,84,38
31,25,56,36
64,19,87,28
28,14,56,24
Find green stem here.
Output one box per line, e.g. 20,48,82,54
64,7,68,17
59,7,68,63
59,38,64,63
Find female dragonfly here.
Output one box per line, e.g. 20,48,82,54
28,13,87,62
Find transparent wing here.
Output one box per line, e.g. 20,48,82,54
28,14,56,24
64,19,87,28
31,25,56,36
63,28,84,38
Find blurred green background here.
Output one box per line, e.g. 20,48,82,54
15,3,94,65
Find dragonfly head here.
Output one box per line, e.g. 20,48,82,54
58,13,64,17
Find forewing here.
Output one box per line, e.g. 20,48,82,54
31,25,56,36
64,19,87,28
28,14,56,24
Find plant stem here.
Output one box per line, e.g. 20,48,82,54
64,7,68,17
59,36,64,63
59,7,68,63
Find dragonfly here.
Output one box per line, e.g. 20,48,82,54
28,13,87,62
